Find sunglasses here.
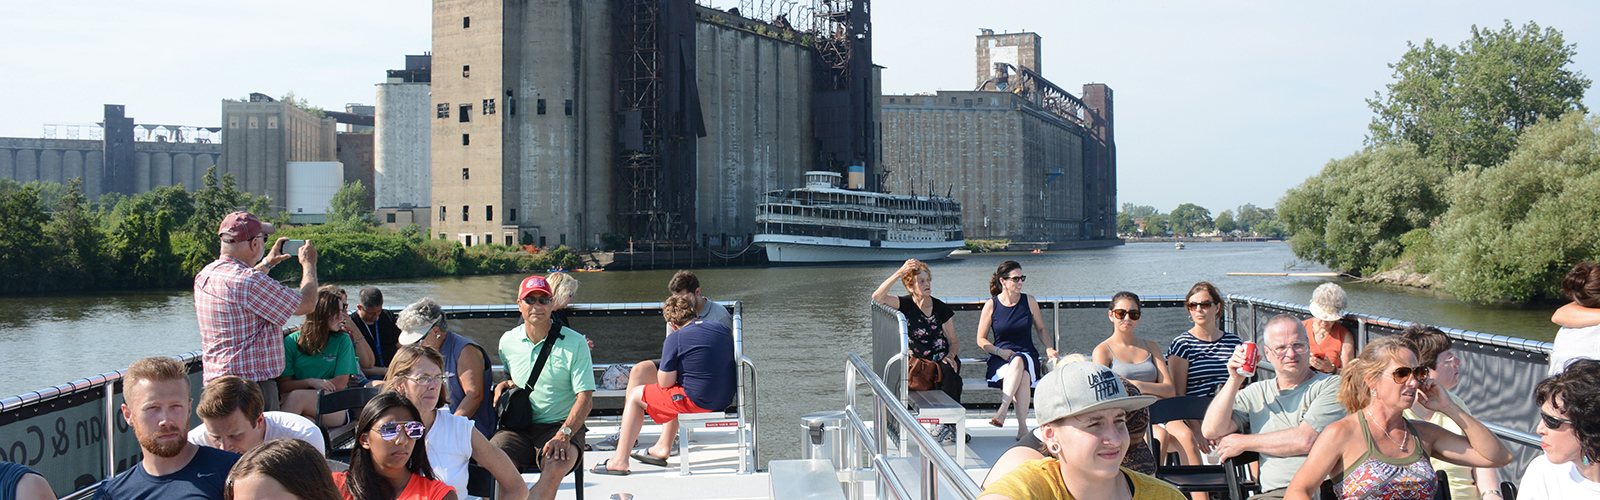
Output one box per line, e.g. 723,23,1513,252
1387,365,1430,383
522,296,553,305
1186,300,1216,310
1002,275,1026,282
376,421,426,441
1541,411,1574,431
1111,309,1142,320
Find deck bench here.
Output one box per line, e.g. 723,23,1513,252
907,389,967,464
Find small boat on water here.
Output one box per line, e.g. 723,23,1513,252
754,171,965,263
1175,242,1185,250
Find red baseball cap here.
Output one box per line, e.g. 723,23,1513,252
218,211,276,243
518,275,552,300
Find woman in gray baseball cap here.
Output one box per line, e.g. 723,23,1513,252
980,361,1182,500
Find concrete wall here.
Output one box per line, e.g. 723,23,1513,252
879,90,1085,242
976,31,1042,88
693,15,814,242
375,82,431,211
221,101,337,212
432,0,507,246
0,138,217,199
336,133,375,209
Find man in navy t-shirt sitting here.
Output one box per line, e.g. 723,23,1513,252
594,295,736,474
97,357,240,500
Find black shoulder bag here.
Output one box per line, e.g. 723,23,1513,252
495,328,563,432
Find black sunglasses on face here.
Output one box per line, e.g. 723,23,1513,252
1388,365,1430,383
1002,275,1026,282
1111,309,1141,320
1541,411,1574,431
522,296,553,305
1186,300,1216,310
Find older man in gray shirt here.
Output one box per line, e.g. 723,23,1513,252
1201,314,1345,499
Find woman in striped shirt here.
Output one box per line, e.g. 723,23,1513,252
1160,282,1242,486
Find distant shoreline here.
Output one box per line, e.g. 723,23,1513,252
1123,236,1285,243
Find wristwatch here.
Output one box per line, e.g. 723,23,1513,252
559,425,574,437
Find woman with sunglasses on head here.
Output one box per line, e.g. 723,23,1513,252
1283,337,1512,500
335,391,458,500
874,259,963,443
384,345,528,500
1400,325,1499,500
1520,358,1600,499
977,260,1059,440
224,438,341,500
1161,282,1241,471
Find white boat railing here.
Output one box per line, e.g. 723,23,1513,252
845,351,982,500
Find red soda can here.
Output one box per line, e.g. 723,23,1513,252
1238,342,1259,377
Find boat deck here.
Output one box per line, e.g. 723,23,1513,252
553,410,1035,500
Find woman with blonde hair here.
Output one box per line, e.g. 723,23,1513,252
279,285,360,426
1303,283,1355,374
1283,337,1512,500
384,345,529,500
873,259,962,443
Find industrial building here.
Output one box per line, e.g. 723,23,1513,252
880,30,1119,247
429,0,874,249
0,105,222,199
375,54,433,231
219,93,339,214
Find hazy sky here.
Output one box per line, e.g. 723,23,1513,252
2,1,1596,214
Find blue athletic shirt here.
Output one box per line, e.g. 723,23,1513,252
1164,331,1243,398
95,445,240,500
661,320,738,411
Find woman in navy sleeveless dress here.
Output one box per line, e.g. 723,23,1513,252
975,260,1059,439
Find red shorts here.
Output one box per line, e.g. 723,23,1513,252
641,384,712,424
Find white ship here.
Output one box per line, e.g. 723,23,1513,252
755,171,965,263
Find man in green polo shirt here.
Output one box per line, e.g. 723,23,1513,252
491,275,594,499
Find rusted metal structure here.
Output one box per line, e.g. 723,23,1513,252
614,0,705,243
809,0,875,190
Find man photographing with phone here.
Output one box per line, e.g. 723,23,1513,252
194,211,320,411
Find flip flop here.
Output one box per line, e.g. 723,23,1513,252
592,459,631,476
631,449,670,467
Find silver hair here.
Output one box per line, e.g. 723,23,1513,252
1310,283,1347,313
396,297,446,333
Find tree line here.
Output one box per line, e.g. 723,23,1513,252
1116,203,1287,238
1277,21,1594,302
0,167,581,295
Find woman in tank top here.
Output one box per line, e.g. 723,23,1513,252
976,260,1059,440
385,344,531,500
1283,337,1513,500
1093,291,1175,398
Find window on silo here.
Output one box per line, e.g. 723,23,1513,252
462,205,469,222
462,65,470,78
463,16,470,28
437,103,449,119
564,99,573,116
537,99,546,115
440,206,446,221
459,104,471,122
462,134,470,145
486,205,493,221
462,168,469,180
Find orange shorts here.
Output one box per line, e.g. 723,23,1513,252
641,384,712,424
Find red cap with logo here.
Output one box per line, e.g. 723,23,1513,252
218,211,276,243
519,275,552,300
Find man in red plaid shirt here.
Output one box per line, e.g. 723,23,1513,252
194,211,319,410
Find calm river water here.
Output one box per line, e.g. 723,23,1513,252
0,241,1562,464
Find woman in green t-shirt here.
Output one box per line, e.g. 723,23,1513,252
278,285,360,426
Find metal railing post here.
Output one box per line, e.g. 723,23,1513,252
1052,301,1061,356
104,382,115,477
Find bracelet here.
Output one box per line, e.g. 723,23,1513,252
1481,491,1501,498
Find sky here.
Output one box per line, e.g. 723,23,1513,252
2,1,1597,214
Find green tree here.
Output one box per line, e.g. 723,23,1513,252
1426,114,1600,301
1215,210,1237,234
279,91,327,118
327,181,376,228
1279,143,1450,274
1167,203,1213,236
45,178,108,283
1116,211,1138,236
0,186,50,292
1368,20,1591,170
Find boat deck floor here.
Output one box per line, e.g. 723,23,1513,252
533,409,1036,500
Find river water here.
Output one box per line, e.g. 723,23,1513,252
0,241,1562,464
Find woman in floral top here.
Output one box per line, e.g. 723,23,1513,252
874,259,963,442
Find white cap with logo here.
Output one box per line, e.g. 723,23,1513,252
1035,361,1158,426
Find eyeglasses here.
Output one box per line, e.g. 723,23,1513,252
1111,309,1142,320
376,421,426,441
1186,300,1216,310
522,296,553,306
1541,411,1574,431
1266,343,1309,358
1002,275,1026,283
1387,365,1430,383
402,373,454,385
1424,353,1462,370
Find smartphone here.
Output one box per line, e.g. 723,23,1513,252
282,239,306,255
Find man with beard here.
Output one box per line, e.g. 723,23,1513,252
97,357,240,500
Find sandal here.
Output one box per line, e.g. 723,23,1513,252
592,458,631,476
631,449,669,467
988,417,1004,428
